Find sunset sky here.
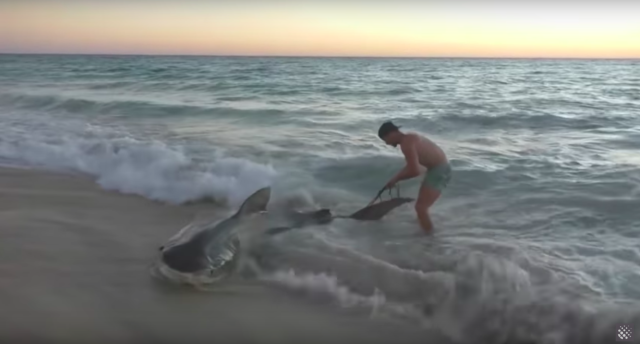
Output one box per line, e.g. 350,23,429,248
1,1,639,58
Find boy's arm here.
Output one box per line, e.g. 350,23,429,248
387,138,421,187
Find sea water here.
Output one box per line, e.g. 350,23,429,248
1,55,639,343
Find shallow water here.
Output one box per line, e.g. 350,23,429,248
1,55,639,343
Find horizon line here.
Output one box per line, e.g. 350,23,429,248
1,52,639,60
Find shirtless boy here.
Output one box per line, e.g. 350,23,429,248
377,121,451,233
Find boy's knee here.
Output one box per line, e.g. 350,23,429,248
414,202,428,214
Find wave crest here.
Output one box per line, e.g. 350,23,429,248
0,116,277,206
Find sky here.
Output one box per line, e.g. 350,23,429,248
1,1,639,58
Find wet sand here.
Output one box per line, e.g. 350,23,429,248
0,167,433,344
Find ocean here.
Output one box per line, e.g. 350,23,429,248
0,54,639,343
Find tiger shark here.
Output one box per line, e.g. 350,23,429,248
157,186,412,280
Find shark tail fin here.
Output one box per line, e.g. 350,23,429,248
233,187,271,218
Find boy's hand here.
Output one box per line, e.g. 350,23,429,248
385,177,398,190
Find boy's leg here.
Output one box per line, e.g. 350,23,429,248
415,164,451,233
415,186,441,233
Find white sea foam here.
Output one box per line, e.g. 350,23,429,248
0,114,277,206
261,269,424,323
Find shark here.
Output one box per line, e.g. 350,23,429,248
155,186,413,284
158,187,271,281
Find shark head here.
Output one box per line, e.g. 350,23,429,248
159,187,271,278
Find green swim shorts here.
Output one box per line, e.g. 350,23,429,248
422,163,452,191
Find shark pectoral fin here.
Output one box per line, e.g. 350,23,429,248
233,187,271,218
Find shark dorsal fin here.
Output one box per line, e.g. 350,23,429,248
232,187,271,218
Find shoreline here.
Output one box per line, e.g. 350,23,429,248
0,166,431,344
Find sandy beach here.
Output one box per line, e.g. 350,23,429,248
0,166,432,344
